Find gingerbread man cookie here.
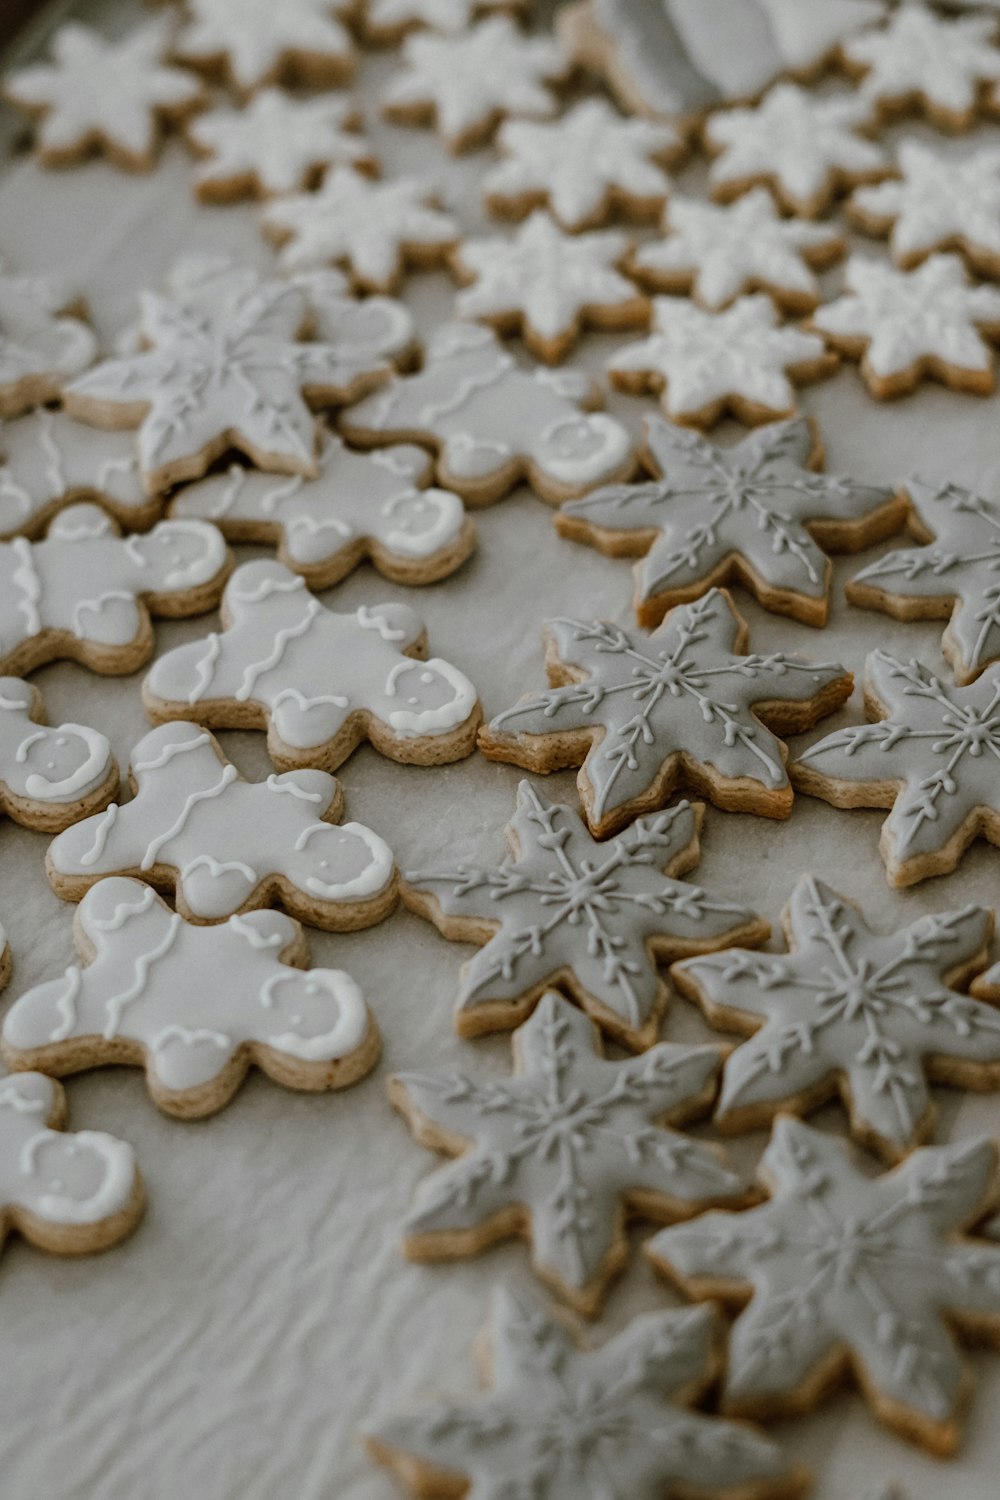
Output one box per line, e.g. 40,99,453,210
848,142,1000,277
173,0,357,95
0,257,97,419
0,677,117,832
0,408,153,540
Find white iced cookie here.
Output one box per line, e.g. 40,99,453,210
0,258,97,419
842,2,1000,132
174,0,357,95
0,676,117,832
0,408,153,540
363,0,526,43
2,877,380,1118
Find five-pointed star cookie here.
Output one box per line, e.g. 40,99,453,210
648,1117,1000,1453
479,589,853,837
185,90,377,203
402,783,767,1049
841,2,1000,132
451,210,648,364
704,83,887,219
390,991,748,1313
381,17,571,152
367,1291,806,1500
174,0,356,95
556,415,902,628
482,97,683,233
0,408,152,539
0,258,97,419
261,167,459,294
2,19,204,171
674,875,1000,1160
363,0,527,43
632,189,844,314
812,253,1000,398
608,294,836,430
793,651,1000,884
848,141,1000,277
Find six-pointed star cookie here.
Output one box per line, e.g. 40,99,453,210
451,211,648,364
811,253,1000,398
704,83,887,219
632,189,845,314
848,142,1000,277
2,19,204,171
556,415,902,628
363,0,528,43
841,3,1000,132
479,589,853,836
648,1117,1000,1454
0,258,97,419
608,295,836,430
402,783,767,1049
0,408,152,539
674,875,1000,1160
482,97,683,232
390,991,748,1313
174,0,357,95
367,1291,806,1500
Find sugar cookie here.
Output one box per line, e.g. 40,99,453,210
0,677,117,832
0,257,97,419
841,3,1000,133
174,0,356,96
848,141,1000,276
0,408,153,541
362,0,526,43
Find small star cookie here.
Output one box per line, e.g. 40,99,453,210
362,0,527,43
848,141,1000,277
174,0,356,95
841,2,1000,132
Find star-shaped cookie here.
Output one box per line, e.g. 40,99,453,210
402,783,767,1049
848,141,1000,277
0,258,97,419
363,0,527,43
556,415,902,627
174,0,356,95
841,3,1000,132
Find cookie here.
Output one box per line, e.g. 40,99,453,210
390,990,750,1315
47,720,397,930
673,875,1000,1160
482,97,684,233
367,1290,808,1500
647,1116,1000,1454
0,257,97,419
792,650,1000,887
607,294,836,431
2,19,205,172
261,167,459,295
381,17,571,154
340,323,635,506
847,477,1000,685
556,415,903,628
173,0,356,96
185,90,377,203
403,784,767,1049
841,3,1000,133
143,559,481,771
631,188,844,314
847,142,1000,277
810,253,1000,399
0,502,228,678
478,589,853,837
362,0,526,43
0,677,117,833
0,408,153,540
450,211,649,365
703,83,887,218
2,877,380,1119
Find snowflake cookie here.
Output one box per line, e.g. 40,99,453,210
1,877,380,1118
47,720,397,930
391,991,748,1314
674,875,1000,1160
450,211,648,365
340,322,635,506
403,784,767,1049
381,17,571,153
0,676,117,832
363,0,527,43
367,1291,807,1500
169,434,474,589
793,650,1000,886
608,295,836,433
0,408,152,540
0,502,228,678
556,415,901,628
704,83,887,219
261,167,459,295
143,559,481,772
2,19,205,171
632,189,844,314
648,1117,1000,1453
479,591,853,837
174,0,356,96
0,257,97,419
841,3,1000,132
482,97,684,233
848,142,1000,278
185,90,377,203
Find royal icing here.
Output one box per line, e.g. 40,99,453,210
48,721,396,925
341,322,634,503
677,875,1000,1158
174,0,356,94
3,19,203,168
0,676,114,816
0,408,148,540
368,1291,798,1500
404,784,765,1049
608,294,833,428
0,257,97,419
2,877,376,1111
482,98,682,233
842,3,1000,124
484,590,852,834
648,1117,1000,1442
365,0,522,35
558,415,896,627
144,559,480,763
261,167,459,293
849,141,1000,274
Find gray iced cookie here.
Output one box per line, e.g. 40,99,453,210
0,408,153,540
